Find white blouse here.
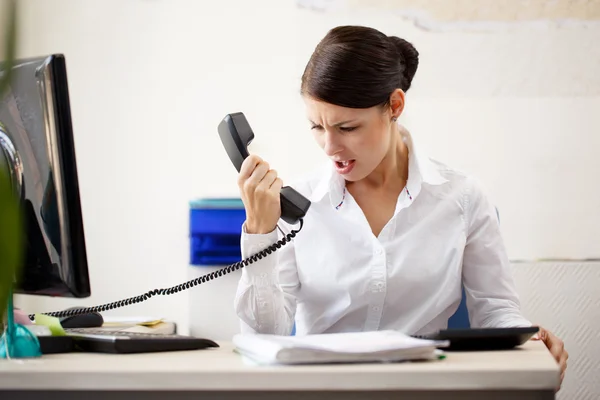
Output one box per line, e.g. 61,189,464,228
234,128,531,336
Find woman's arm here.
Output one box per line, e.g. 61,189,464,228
461,177,569,389
461,177,531,328
234,223,300,335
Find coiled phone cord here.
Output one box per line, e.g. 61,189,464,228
28,219,304,320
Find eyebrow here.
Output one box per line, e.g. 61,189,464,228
308,119,358,127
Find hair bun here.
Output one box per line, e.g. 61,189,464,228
388,36,419,91
301,25,422,108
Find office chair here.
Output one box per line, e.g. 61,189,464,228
448,288,470,329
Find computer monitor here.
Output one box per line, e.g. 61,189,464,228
0,54,91,298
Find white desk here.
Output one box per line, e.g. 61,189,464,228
0,340,559,400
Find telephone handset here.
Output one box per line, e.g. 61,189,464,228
217,112,311,225
32,113,307,321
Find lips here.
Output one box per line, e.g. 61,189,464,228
334,159,356,174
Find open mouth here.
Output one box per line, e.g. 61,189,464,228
336,160,352,168
334,159,356,174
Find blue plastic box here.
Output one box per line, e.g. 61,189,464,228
189,198,246,266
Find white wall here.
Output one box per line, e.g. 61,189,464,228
10,2,600,396
512,261,600,400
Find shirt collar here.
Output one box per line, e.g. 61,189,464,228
309,125,448,209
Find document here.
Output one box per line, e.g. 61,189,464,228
233,330,447,365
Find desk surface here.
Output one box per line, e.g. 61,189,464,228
0,340,559,392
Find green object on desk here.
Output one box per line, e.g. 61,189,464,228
0,292,42,359
35,314,67,336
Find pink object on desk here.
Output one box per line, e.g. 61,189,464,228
13,308,32,325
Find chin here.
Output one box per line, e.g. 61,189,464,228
339,168,369,182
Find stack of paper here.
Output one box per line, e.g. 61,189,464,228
95,317,176,335
101,316,165,327
232,330,448,365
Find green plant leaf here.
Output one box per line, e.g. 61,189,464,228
0,167,22,322
0,0,20,323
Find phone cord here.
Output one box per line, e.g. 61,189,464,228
29,219,304,320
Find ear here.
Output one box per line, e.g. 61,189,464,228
389,89,405,121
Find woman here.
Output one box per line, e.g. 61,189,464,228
233,25,567,384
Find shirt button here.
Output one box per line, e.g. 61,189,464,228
373,306,380,312
375,248,383,255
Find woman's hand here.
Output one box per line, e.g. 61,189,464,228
238,154,283,234
534,326,568,390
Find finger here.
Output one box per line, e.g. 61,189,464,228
244,162,270,192
238,154,263,184
256,169,278,192
550,345,563,362
270,177,283,192
531,325,545,341
560,352,568,371
541,330,562,357
549,339,565,361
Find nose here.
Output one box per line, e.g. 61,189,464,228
322,129,342,157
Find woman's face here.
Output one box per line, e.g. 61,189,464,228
303,96,396,182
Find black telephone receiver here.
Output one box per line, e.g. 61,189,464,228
218,112,311,225
33,113,308,321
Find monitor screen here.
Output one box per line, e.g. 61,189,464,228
0,54,90,298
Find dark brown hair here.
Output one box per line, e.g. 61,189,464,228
301,25,419,109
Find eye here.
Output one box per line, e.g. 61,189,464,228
339,126,358,132
310,125,323,131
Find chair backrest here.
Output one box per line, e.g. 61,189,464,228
448,288,470,328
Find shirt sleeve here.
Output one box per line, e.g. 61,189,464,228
233,222,300,335
462,177,532,328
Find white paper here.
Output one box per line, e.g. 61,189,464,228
101,316,163,324
233,330,447,365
